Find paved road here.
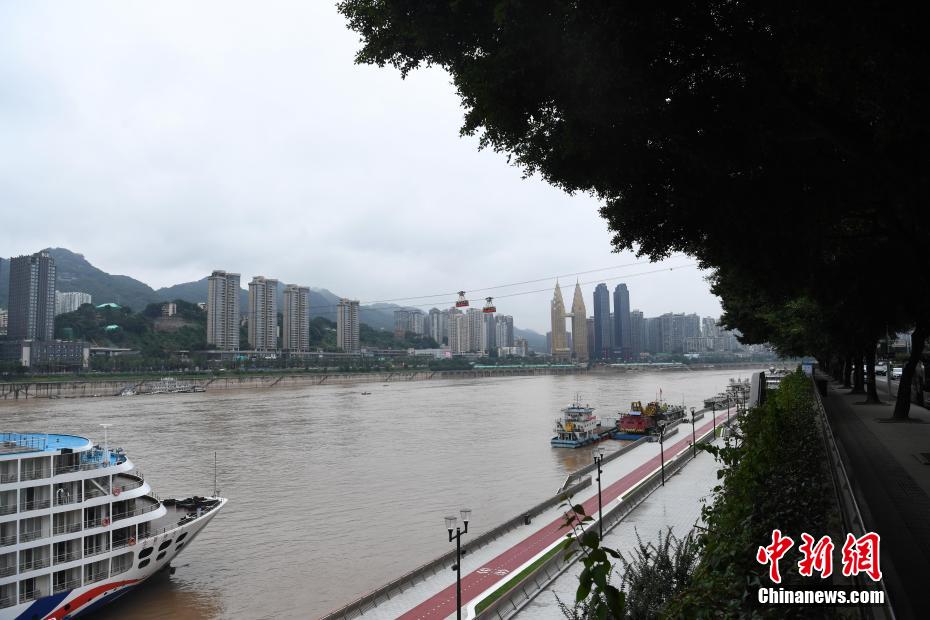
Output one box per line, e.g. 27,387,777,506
397,412,726,620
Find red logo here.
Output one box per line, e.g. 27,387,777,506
798,533,834,578
841,532,882,581
756,529,794,583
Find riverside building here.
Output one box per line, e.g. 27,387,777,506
7,252,56,342
336,299,360,353
54,291,92,316
206,271,240,350
248,277,279,352
282,285,310,352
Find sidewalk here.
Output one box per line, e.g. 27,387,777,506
821,377,930,620
514,440,723,618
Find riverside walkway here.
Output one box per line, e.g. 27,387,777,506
363,409,730,620
821,376,930,620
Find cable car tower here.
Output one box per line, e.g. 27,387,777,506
455,291,470,308
483,297,496,313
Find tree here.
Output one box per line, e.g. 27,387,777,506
339,1,930,411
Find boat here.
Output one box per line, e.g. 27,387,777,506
614,399,685,438
145,378,199,395
551,397,604,448
0,431,226,618
117,387,136,397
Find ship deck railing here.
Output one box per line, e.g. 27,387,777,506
0,535,16,548
0,474,17,484
19,529,44,543
0,566,15,578
113,477,144,493
52,523,82,536
113,500,160,522
53,578,81,594
54,493,83,508
20,469,51,482
20,499,51,512
83,544,110,559
54,550,81,565
20,588,46,604
19,557,50,573
0,596,14,609
0,433,48,454
0,504,16,516
85,569,109,585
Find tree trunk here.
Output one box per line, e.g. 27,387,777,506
842,356,853,388
893,322,929,419
865,347,881,404
851,354,865,394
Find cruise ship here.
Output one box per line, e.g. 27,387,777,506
0,432,225,619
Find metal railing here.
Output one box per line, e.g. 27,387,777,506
83,517,109,529
52,522,82,536
84,488,109,500
54,493,83,507
113,478,144,493
19,589,43,604
53,578,81,594
0,473,17,484
113,501,160,522
0,566,15,578
83,544,110,559
111,559,132,576
54,464,81,476
0,505,16,516
0,433,47,452
0,535,16,547
19,557,50,573
20,498,51,512
54,550,81,564
0,596,14,609
19,529,43,543
84,569,109,584
20,469,50,482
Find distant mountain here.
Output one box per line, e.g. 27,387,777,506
0,248,540,341
514,327,546,352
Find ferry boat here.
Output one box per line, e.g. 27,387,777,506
551,398,603,448
0,432,225,618
146,378,204,395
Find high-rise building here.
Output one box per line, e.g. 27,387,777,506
248,276,279,351
481,312,496,353
466,308,483,353
630,310,644,358
55,291,92,315
394,309,425,338
283,284,310,352
7,251,56,341
702,316,720,338
592,283,612,360
207,270,241,350
448,311,469,354
336,299,360,353
571,282,588,362
550,281,570,360
494,315,514,348
161,302,178,317
0,309,7,336
428,308,443,343
645,316,662,354
613,283,630,359
586,317,595,360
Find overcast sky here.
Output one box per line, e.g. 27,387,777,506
0,1,721,333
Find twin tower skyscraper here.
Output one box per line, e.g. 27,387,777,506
550,281,588,362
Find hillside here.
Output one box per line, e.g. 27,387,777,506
2,248,541,348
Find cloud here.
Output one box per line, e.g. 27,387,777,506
0,0,721,332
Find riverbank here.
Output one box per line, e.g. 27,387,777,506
0,366,587,400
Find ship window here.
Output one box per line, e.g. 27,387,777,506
175,543,184,551
138,547,153,559
176,532,188,542
138,559,150,569
156,551,166,561
158,540,172,551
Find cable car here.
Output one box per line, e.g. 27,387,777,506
455,291,469,308
483,297,496,313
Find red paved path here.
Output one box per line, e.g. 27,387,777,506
398,411,726,619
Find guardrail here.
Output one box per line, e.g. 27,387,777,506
319,476,594,620
476,417,727,620
812,376,895,620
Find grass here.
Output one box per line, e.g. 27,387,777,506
474,539,571,614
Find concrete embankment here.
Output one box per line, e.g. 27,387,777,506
0,366,586,400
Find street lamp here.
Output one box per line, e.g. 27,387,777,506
658,421,667,486
689,407,697,458
593,448,605,538
727,394,731,426
446,508,471,620
711,401,717,438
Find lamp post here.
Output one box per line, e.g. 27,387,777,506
689,407,697,458
593,448,605,538
711,401,717,438
658,421,667,486
446,508,471,620
727,394,731,426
